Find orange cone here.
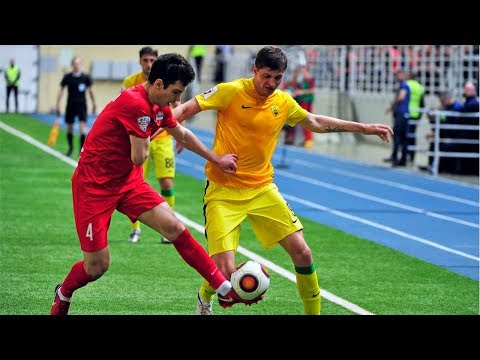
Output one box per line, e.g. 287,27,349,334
48,118,60,147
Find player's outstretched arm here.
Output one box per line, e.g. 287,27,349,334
299,113,394,142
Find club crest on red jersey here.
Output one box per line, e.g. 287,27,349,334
137,116,151,132
155,112,164,126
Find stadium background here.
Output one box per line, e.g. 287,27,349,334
0,45,477,316
1,45,477,151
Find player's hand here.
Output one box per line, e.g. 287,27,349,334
218,288,264,309
363,123,394,142
216,154,238,174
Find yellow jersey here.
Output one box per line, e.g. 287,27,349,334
196,77,308,188
121,71,170,141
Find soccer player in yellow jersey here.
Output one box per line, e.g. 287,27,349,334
173,46,394,315
123,46,181,244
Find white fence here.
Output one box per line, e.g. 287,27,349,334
408,109,479,176
280,45,479,99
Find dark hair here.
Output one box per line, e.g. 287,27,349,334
148,53,195,88
254,46,288,72
139,46,158,58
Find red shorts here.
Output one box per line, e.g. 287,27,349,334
72,180,164,252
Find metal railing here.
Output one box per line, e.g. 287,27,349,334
280,45,479,99
408,109,479,176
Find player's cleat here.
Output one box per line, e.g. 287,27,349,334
161,236,172,244
196,292,213,315
50,284,71,316
128,229,141,243
65,149,73,157
218,288,264,309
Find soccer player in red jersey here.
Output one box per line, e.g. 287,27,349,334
51,53,258,315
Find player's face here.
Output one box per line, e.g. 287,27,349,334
152,80,185,107
140,55,156,76
253,66,284,97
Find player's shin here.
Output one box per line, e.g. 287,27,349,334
295,264,321,315
61,261,93,297
172,229,231,295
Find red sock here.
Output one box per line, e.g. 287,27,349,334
172,229,227,290
61,261,92,298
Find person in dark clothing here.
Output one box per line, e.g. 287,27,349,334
385,69,410,167
55,56,97,158
424,91,463,174
458,82,480,174
213,45,233,83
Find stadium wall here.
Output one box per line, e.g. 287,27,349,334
37,45,263,114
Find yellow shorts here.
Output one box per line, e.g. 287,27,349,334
143,137,175,179
203,180,303,256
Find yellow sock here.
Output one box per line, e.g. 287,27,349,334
131,220,140,230
296,265,321,315
199,280,216,302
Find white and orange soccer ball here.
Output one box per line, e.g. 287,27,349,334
230,260,270,301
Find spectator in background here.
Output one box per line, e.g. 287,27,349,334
214,45,234,83
406,71,425,164
462,46,479,94
281,67,299,145
281,66,316,148
188,45,207,84
295,65,316,148
461,81,480,113
56,56,97,158
385,69,410,167
458,81,480,175
4,58,20,113
423,91,463,174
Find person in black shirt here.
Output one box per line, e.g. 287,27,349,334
56,56,97,157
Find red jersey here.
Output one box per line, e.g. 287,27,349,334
73,84,177,194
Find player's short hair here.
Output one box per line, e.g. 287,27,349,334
149,53,195,88
255,46,288,72
139,46,158,58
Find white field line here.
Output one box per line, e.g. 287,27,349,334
176,157,479,262
175,212,374,315
290,158,479,207
276,169,478,229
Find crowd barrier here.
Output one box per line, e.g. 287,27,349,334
407,109,479,176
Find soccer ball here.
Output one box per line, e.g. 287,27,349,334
230,260,270,301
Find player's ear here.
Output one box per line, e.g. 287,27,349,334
156,79,164,89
